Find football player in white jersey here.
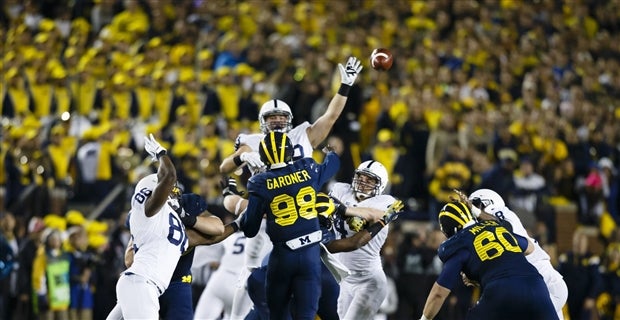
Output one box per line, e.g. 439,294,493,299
193,230,249,320
329,160,397,320
216,56,363,318
465,188,568,320
111,134,187,319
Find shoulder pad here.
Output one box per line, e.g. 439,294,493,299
330,183,351,196
438,233,466,262
289,122,311,136
247,175,266,194
236,133,263,151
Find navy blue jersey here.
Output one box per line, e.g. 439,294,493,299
437,220,538,289
437,220,558,320
169,248,194,283
241,152,339,320
242,153,340,243
159,280,193,320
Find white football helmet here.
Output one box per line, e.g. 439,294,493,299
258,99,293,134
352,160,388,200
468,188,505,217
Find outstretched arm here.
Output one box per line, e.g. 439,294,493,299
143,135,176,218
420,282,451,320
178,193,225,236
191,214,225,236
325,228,373,253
343,207,385,222
187,223,238,247
332,196,401,222
306,57,362,147
326,200,403,252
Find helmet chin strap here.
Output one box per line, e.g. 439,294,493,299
355,191,372,202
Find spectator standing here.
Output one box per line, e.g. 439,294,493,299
33,228,71,320
558,230,602,320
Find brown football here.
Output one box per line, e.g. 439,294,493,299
370,48,393,71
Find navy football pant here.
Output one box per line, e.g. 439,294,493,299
159,281,193,320
266,244,321,320
317,263,339,320
467,275,559,320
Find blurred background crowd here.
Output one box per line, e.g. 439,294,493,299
1,0,620,319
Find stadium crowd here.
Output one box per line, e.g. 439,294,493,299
1,0,620,319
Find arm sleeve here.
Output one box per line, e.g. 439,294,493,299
317,152,341,186
435,249,468,290
241,194,265,238
515,233,529,251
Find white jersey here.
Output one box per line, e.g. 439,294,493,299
244,219,273,269
125,194,188,293
218,232,248,272
487,205,568,319
330,183,393,320
486,205,552,272
191,243,226,286
194,232,248,320
330,182,393,272
236,122,313,160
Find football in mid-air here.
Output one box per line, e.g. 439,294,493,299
370,48,393,71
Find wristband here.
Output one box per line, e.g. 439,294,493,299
337,84,351,96
334,203,347,217
233,155,243,166
420,315,431,320
180,215,197,228
366,220,385,237
156,150,167,160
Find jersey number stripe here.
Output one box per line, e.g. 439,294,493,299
168,213,188,253
270,186,318,226
473,227,521,261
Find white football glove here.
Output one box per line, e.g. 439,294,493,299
240,151,265,169
338,56,363,86
144,133,167,161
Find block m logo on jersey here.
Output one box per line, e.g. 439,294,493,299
286,230,322,250
299,235,311,246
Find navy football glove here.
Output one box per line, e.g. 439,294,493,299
221,177,245,198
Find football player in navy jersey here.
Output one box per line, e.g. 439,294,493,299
418,201,558,320
239,131,340,320
219,56,363,319
242,193,404,320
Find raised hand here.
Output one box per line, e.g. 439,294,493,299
144,133,167,161
338,56,363,86
382,199,404,224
